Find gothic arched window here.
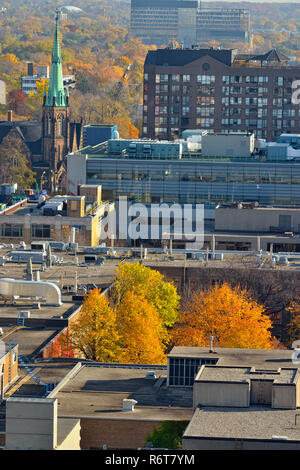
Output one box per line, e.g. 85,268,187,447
57,114,64,136
47,115,52,135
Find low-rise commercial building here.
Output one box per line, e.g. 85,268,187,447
0,187,114,247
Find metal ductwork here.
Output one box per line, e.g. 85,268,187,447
0,278,62,306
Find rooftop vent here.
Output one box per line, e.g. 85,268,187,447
122,399,137,412
145,371,156,380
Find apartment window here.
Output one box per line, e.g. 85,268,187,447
182,96,189,105
144,73,148,82
197,75,215,84
182,106,190,116
257,108,267,117
230,96,242,105
283,109,295,117
222,97,229,106
155,117,168,125
172,85,180,93
277,76,284,86
283,120,295,128
245,97,257,105
257,98,268,107
257,120,267,128
231,75,242,84
196,118,214,127
182,75,190,82
222,75,230,84
31,224,51,239
156,74,168,83
197,96,214,105
171,106,179,114
258,76,268,83
222,118,241,126
155,127,167,136
1,224,23,237
230,86,242,94
171,74,180,82
197,107,214,117
258,87,268,95
155,85,168,93
245,119,258,126
170,117,179,125
172,96,180,104
198,85,215,95
143,126,147,134
246,76,259,83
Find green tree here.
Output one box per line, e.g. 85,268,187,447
145,421,189,450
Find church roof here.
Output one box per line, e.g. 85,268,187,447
0,120,42,155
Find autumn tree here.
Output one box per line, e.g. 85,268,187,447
112,262,180,328
68,288,120,362
285,301,300,346
172,283,274,349
7,89,27,114
0,131,36,188
115,291,167,364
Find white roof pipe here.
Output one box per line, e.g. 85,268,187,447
0,278,62,306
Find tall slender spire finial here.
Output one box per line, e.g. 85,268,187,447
44,9,67,107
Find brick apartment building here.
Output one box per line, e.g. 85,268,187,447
142,47,300,141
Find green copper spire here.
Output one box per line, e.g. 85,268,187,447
45,10,67,107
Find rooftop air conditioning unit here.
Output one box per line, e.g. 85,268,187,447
122,399,137,412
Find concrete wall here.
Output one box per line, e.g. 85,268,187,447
5,397,58,450
66,152,87,196
272,384,296,409
56,418,81,450
215,207,300,233
193,381,250,408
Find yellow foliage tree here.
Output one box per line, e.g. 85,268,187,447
171,283,274,349
116,291,167,364
112,262,180,328
68,288,120,361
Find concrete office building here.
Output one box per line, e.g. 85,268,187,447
130,1,250,47
67,141,300,207
143,47,300,141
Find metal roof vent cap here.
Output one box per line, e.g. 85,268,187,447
146,371,156,380
122,399,138,412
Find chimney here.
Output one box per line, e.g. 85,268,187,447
209,335,214,353
27,62,34,76
7,110,13,122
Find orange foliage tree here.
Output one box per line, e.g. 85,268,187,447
171,283,274,349
68,288,120,362
115,291,167,364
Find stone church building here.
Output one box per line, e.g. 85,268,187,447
0,11,82,192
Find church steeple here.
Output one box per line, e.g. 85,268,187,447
45,9,67,107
